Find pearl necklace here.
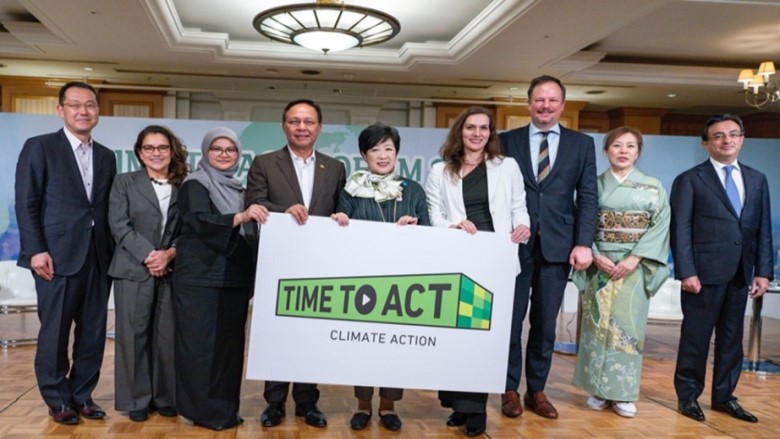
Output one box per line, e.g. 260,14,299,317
149,177,169,186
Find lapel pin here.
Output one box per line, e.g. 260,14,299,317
320,164,325,169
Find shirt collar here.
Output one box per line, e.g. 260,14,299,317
709,157,740,172
530,123,560,137
287,145,316,164
63,126,92,151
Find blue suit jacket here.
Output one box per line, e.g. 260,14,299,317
500,125,598,263
15,129,117,276
671,160,773,285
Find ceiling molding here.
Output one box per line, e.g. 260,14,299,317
399,0,541,66
141,0,541,72
14,1,75,46
0,32,37,53
573,62,738,87
546,51,607,75
1,20,67,46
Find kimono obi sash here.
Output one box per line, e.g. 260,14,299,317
595,210,651,244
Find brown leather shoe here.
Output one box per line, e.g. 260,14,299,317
524,391,558,419
48,405,80,425
501,391,523,417
71,399,106,420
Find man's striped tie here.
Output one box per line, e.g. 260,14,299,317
537,131,550,182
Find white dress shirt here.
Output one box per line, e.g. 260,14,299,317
709,157,745,204
288,146,316,208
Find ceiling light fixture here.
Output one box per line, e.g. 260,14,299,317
253,0,400,55
737,61,779,109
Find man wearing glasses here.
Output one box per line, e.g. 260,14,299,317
15,82,117,425
246,99,346,428
671,114,773,424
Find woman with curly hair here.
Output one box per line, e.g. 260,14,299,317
108,125,189,422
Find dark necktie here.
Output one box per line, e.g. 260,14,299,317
537,131,550,182
723,165,741,217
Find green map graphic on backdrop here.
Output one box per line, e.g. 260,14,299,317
276,273,493,330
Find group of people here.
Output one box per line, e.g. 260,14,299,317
13,76,772,436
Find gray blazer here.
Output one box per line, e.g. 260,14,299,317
245,146,346,216
108,170,180,281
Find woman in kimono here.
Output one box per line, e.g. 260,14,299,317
425,106,530,437
173,127,269,430
572,126,670,418
331,122,429,432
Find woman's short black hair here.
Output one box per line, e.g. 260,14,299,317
358,123,400,155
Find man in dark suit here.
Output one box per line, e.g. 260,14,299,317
671,114,773,423
15,82,117,425
246,99,346,428
499,75,598,419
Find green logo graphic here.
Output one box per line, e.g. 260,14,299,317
276,273,493,330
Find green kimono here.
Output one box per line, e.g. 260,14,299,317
572,168,670,402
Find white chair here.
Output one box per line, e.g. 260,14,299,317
0,260,38,348
648,278,683,321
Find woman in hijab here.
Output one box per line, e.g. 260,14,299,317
173,127,268,430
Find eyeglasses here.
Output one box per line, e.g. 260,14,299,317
141,144,171,154
62,101,99,112
209,147,239,156
285,118,318,127
709,131,744,142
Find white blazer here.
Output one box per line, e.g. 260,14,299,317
425,157,530,274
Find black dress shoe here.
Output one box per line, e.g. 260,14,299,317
194,416,243,431
72,399,106,420
295,403,327,427
349,411,371,430
260,402,286,427
678,400,705,422
464,412,487,437
712,399,758,423
379,411,402,431
446,411,467,426
49,405,80,425
129,408,148,422
156,406,178,417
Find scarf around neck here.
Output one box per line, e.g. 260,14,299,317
344,170,403,202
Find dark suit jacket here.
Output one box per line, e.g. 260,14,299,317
107,170,180,282
15,129,116,275
500,125,598,263
671,160,773,285
245,146,346,216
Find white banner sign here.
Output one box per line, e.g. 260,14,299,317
246,213,519,393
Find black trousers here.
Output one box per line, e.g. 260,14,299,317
34,236,110,408
263,381,320,406
506,241,570,393
439,391,487,414
674,277,749,404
